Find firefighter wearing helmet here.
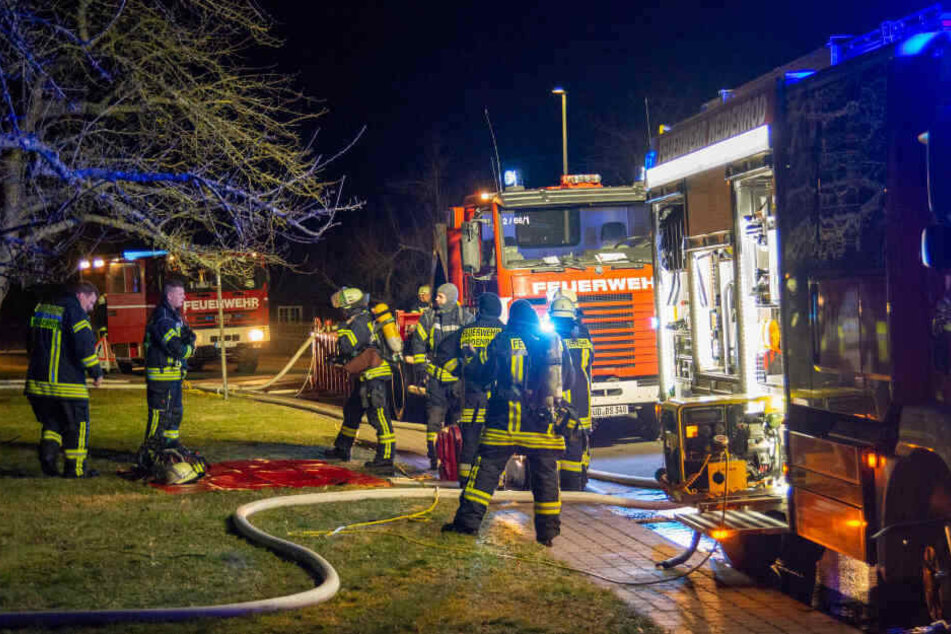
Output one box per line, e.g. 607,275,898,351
443,299,574,546
407,282,473,470
453,292,504,485
548,289,595,490
327,287,397,473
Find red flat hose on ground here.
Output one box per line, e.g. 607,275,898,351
0,487,680,628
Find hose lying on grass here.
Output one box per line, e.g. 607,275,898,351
0,487,682,628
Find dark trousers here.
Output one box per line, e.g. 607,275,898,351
29,396,90,477
425,378,461,460
458,390,488,485
145,379,183,447
334,378,395,461
559,430,590,491
452,443,562,542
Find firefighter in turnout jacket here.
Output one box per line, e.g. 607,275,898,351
443,299,574,546
408,282,473,469
549,290,594,490
455,292,504,485
25,282,104,478
327,287,397,473
141,279,196,452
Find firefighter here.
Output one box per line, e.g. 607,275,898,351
408,282,473,470
455,292,504,485
25,282,104,478
410,285,432,312
141,278,196,454
549,290,594,491
326,287,397,473
443,299,573,546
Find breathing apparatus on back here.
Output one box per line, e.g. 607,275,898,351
371,302,403,360
509,300,567,426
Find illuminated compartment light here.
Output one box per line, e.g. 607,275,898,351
864,451,885,469
248,328,265,342
685,425,699,439
710,529,733,540
845,519,868,528
646,126,770,188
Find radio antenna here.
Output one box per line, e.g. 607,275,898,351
484,107,503,191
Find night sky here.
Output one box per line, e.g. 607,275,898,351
258,0,930,197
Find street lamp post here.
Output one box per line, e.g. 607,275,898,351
552,87,568,176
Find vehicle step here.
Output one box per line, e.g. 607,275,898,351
675,509,789,535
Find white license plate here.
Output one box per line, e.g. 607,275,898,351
592,405,630,418
214,341,238,349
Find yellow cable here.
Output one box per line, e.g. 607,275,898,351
290,488,441,537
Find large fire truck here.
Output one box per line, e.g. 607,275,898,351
446,174,660,437
80,250,269,373
647,4,951,623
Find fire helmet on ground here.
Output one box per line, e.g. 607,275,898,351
166,460,202,485
331,287,364,309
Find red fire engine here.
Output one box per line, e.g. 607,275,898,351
444,174,660,437
79,250,269,373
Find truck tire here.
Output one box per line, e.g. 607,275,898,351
236,350,260,374
719,530,783,580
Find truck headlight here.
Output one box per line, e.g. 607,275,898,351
248,328,265,342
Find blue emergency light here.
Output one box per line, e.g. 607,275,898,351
123,249,168,261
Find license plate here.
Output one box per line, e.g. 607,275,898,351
214,341,238,349
592,405,630,418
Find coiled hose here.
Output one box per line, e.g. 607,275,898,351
0,487,682,628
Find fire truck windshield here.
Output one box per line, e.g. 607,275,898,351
500,204,650,270
186,266,267,292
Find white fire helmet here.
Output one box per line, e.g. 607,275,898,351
548,289,578,320
331,287,365,310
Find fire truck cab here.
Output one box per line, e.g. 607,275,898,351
449,174,660,437
80,251,269,373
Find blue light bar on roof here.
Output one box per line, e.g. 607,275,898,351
784,70,817,84
123,249,168,260
829,4,947,64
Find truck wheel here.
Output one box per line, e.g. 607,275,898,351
236,350,260,374
636,408,661,441
719,531,783,580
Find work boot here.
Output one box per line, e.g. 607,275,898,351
363,458,394,475
38,441,60,476
536,536,554,548
430,458,439,471
325,447,351,462
64,469,100,479
441,522,477,535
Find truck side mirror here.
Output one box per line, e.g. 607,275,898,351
922,224,951,269
460,221,482,273
926,122,951,218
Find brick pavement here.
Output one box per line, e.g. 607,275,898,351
487,502,859,634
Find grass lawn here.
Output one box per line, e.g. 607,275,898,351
0,389,661,634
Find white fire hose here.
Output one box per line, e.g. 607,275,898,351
0,486,681,628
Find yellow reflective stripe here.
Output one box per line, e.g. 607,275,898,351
148,409,161,438
482,428,565,450
338,329,358,347
444,358,459,373
378,409,393,459
162,328,179,343
72,320,92,333
415,322,429,342
339,426,358,438
64,449,88,458
42,430,63,444
426,432,437,442
459,464,471,477
79,420,87,452
146,367,183,381
516,355,524,382
82,354,99,368
25,380,89,399
163,429,180,439
463,486,492,505
412,354,426,364
534,501,561,515
184,345,194,359
582,347,592,421
558,460,584,472
507,401,521,434
361,364,392,380
478,348,488,364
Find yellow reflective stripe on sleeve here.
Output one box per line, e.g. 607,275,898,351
415,322,428,342
25,380,89,399
72,320,92,333
361,364,393,380
162,328,178,343
42,430,63,445
338,329,358,347
184,345,194,359
82,354,99,368
412,354,426,364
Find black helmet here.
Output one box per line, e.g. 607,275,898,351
478,293,503,318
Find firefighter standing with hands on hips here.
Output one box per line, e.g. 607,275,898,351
454,292,504,485
139,279,198,455
408,282,473,470
25,282,104,478
326,287,397,474
443,299,574,546
549,290,595,490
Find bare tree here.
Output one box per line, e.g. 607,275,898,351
0,0,359,309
